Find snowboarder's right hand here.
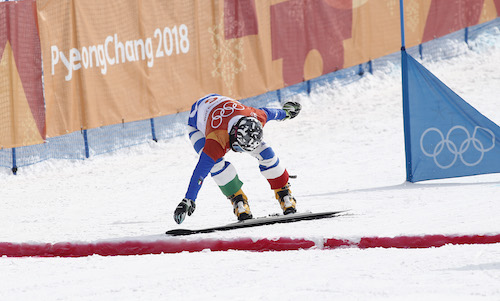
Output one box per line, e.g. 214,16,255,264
283,102,301,120
174,198,196,224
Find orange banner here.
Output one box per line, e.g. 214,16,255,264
35,0,499,139
0,0,45,149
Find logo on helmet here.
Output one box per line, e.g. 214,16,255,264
229,117,263,152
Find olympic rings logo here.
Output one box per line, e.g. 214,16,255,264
211,101,245,128
420,126,495,169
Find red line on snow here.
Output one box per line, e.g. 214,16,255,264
1,234,499,257
0,238,315,258
324,234,500,249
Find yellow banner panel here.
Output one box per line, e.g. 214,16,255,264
36,0,500,139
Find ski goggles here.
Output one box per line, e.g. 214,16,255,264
231,142,245,153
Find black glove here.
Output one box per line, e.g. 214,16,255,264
283,102,301,120
174,198,196,224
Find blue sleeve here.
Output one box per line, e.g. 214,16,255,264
185,151,216,201
259,107,287,121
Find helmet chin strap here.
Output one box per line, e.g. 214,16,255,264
227,115,244,135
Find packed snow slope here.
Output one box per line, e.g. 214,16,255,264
0,26,499,300
1,32,499,244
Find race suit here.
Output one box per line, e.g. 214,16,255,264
185,94,289,201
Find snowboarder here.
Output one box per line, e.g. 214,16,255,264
173,93,301,224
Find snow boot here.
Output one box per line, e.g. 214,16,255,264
229,189,253,221
274,183,297,215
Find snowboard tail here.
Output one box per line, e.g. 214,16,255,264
166,210,347,236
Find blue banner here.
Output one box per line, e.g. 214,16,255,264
403,51,500,182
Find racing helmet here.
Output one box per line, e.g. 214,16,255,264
229,117,263,152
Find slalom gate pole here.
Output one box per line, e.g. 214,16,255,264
399,0,413,182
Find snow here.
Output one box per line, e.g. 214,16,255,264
1,28,500,300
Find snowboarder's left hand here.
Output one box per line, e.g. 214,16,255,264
174,198,196,224
283,102,301,120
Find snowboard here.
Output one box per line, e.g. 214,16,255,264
165,210,347,236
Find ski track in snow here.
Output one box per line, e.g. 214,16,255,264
0,27,499,300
